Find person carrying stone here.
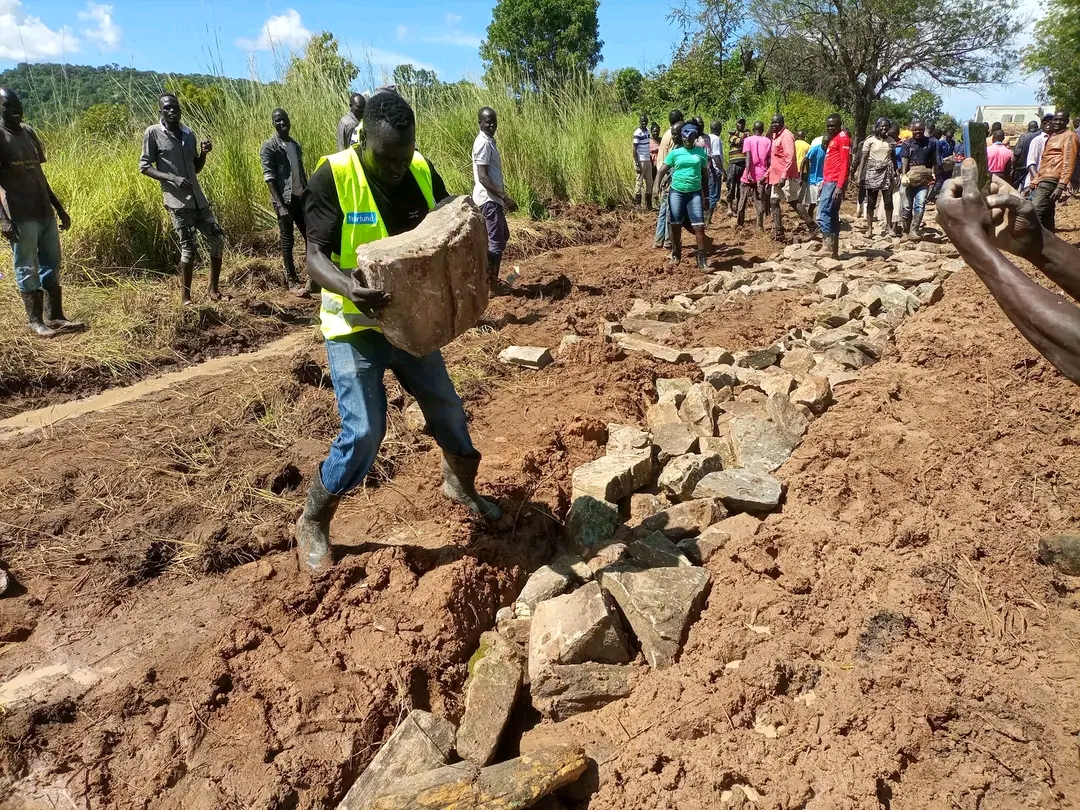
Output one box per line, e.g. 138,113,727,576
632,114,654,210
1012,121,1041,190
337,93,366,151
898,120,937,241
767,113,815,239
471,107,517,285
816,113,851,259
1029,110,1077,232
260,108,313,295
736,121,771,231
0,87,81,336
140,94,225,305
295,91,501,575
855,117,897,239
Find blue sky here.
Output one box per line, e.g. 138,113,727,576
0,0,1045,118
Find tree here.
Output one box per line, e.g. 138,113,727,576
751,0,1024,140
904,87,943,125
480,0,603,89
164,78,225,117
286,32,358,92
669,0,745,73
1025,0,1080,113
613,67,644,111
393,64,440,92
78,102,130,138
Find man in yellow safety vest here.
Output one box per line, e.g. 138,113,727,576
296,91,502,575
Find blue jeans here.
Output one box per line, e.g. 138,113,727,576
654,188,670,246
902,185,929,218
668,189,705,226
816,181,842,235
11,217,62,292
320,329,476,496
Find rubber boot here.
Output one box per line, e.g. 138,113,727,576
645,194,653,211
771,206,784,241
696,248,707,270
634,192,642,208
22,291,56,337
909,210,925,242
900,214,913,243
295,471,340,575
42,282,84,331
441,452,502,519
830,233,840,260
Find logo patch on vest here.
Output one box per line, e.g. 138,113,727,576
346,211,378,225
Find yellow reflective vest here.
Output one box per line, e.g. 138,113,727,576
316,147,435,340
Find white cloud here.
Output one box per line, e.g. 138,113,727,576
359,46,438,75
0,0,78,61
236,8,311,52
78,2,120,50
396,25,409,42
420,14,482,48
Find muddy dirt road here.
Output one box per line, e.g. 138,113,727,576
3,206,1080,810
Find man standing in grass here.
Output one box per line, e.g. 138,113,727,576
337,93,366,151
140,94,224,305
633,114,654,210
295,92,501,575
472,107,517,285
816,113,851,259
654,109,683,249
0,87,81,337
1030,110,1077,232
260,108,311,295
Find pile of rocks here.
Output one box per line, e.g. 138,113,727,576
341,232,964,808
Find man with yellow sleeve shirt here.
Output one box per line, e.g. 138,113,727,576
296,92,502,575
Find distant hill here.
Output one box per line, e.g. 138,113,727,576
0,62,252,119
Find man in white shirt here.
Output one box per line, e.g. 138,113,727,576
472,107,518,286
1026,115,1053,190
632,114,653,210
708,120,725,223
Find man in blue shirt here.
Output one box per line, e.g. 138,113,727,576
930,127,957,202
800,137,827,219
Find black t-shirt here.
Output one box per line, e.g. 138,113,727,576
900,136,937,169
303,148,449,256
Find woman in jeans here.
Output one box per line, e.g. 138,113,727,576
657,122,710,269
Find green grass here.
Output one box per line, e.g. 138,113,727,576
30,63,638,277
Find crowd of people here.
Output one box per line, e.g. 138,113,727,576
635,107,1079,260
0,85,518,336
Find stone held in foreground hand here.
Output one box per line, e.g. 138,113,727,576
355,196,488,357
499,346,555,370
693,469,784,512
531,663,631,721
365,746,589,810
457,632,525,766
337,709,456,809
597,563,712,669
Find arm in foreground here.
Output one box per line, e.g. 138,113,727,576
936,159,1080,384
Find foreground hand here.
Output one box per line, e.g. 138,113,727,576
935,158,993,249
348,274,391,317
1,219,17,242
985,176,1044,264
58,211,71,231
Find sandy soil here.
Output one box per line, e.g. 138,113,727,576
3,203,1080,810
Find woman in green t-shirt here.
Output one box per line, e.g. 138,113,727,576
656,122,710,269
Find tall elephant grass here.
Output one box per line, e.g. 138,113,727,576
25,62,637,278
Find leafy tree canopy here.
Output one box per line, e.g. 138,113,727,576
480,0,603,89
1025,0,1080,113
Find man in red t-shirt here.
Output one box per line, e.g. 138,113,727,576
816,113,851,259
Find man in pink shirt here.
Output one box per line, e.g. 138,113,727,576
986,130,1012,181
736,121,771,231
767,113,816,238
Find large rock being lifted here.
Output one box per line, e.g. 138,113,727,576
355,196,489,357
